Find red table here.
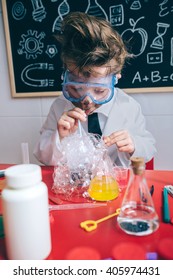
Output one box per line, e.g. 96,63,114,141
0,164,173,260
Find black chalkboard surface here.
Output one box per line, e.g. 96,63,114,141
2,0,173,97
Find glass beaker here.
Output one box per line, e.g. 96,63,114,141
88,175,119,201
88,151,119,201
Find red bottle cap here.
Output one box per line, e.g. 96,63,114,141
111,242,146,260
65,246,101,260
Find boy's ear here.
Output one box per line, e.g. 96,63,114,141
116,73,121,80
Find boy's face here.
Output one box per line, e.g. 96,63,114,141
63,62,120,115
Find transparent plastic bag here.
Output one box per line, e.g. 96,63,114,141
52,129,105,202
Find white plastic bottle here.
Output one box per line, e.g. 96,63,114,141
2,164,52,260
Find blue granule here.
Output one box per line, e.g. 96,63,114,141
120,221,149,232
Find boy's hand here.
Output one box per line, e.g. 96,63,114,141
103,130,135,154
57,108,86,140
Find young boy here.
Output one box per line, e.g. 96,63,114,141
34,12,156,167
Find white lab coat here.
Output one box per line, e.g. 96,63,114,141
33,88,156,167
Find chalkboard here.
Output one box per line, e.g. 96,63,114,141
2,0,173,97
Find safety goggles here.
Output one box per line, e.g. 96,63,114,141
62,70,117,104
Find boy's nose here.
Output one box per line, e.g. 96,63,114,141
81,95,93,105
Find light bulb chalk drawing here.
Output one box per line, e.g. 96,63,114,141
21,63,54,87
31,0,47,22
121,17,148,57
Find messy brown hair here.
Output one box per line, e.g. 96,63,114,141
56,12,131,75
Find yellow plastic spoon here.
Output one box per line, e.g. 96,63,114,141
80,208,121,232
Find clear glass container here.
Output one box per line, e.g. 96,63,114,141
117,157,159,236
88,151,119,201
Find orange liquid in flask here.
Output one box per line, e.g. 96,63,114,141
88,175,119,201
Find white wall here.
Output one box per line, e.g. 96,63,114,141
0,2,56,166
0,2,173,170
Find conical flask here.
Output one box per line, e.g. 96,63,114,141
117,157,159,236
85,0,108,21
